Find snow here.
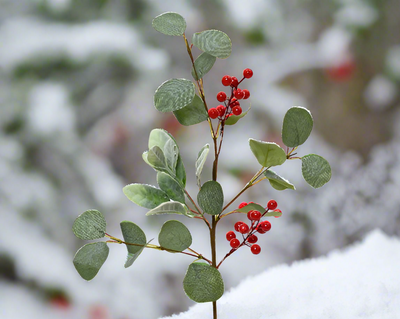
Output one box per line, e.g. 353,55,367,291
364,75,397,111
159,230,400,319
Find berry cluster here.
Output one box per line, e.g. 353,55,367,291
226,200,280,255
208,68,253,120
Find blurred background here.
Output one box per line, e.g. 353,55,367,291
1,0,400,318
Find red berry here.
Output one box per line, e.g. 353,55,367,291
239,223,250,234
326,60,355,82
248,210,261,221
242,89,250,99
259,220,271,232
234,221,244,232
251,244,261,254
232,105,242,116
247,234,258,244
230,76,239,88
208,108,219,119
243,68,253,79
273,209,282,218
221,75,232,86
234,89,244,100
238,202,248,209
216,91,227,102
226,230,236,241
216,104,226,117
230,238,240,248
267,200,278,210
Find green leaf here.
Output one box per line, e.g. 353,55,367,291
123,183,170,209
146,201,194,218
195,144,210,187
152,12,186,36
173,95,208,126
225,107,251,125
191,52,216,80
73,242,109,281
148,129,186,187
264,210,282,217
192,30,232,59
236,202,265,213
264,169,296,191
249,139,286,167
154,79,195,113
120,221,147,268
158,220,192,252
157,172,185,203
282,106,313,147
147,146,168,172
183,262,224,302
164,139,178,171
197,181,223,216
301,154,331,188
72,209,106,240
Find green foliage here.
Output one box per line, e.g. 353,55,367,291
236,202,265,213
197,181,224,216
301,154,332,188
123,183,170,209
195,144,210,187
73,242,109,281
146,201,194,217
264,210,282,217
152,12,186,36
158,220,192,252
173,95,208,126
72,209,106,240
249,139,286,167
120,221,147,268
191,52,217,80
282,106,313,147
264,169,296,191
192,30,232,59
225,107,250,125
183,262,224,303
157,172,185,203
154,78,195,113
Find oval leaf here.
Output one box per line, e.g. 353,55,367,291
158,220,192,252
225,107,250,125
192,30,232,59
154,78,195,113
73,242,109,281
147,146,168,172
301,154,331,188
146,201,194,217
249,139,286,167
120,221,146,268
236,202,265,213
264,210,282,217
157,172,185,203
195,144,210,187
183,262,224,303
152,12,186,36
191,52,216,80
123,183,170,209
264,169,296,191
282,106,313,147
173,94,208,126
197,181,223,216
72,209,106,240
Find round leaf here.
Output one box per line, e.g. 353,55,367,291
282,106,313,147
191,52,216,80
192,30,232,59
197,181,224,216
264,169,296,191
158,220,192,252
154,78,195,113
152,12,186,36
120,221,146,255
173,95,208,126
157,172,185,203
301,154,331,188
73,242,109,281
146,201,194,218
183,262,224,303
72,209,106,240
123,183,170,209
249,139,286,167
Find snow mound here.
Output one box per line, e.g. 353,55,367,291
160,230,400,319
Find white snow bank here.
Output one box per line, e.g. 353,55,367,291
160,230,400,319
